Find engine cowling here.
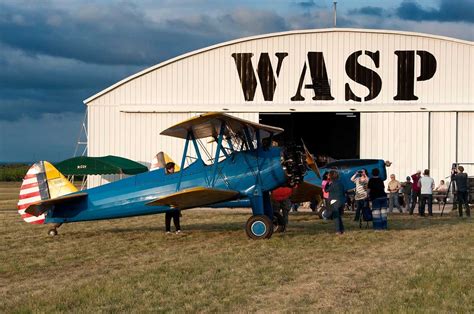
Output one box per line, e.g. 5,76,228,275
280,143,307,187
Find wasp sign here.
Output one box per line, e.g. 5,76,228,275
232,50,437,102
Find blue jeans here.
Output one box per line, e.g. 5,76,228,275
372,197,388,230
389,192,402,213
331,201,345,233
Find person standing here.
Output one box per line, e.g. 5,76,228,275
351,169,368,222
324,170,345,235
387,174,403,213
454,166,471,217
321,172,330,213
271,186,293,230
418,169,435,216
410,170,422,215
164,162,181,234
401,176,412,210
368,168,388,230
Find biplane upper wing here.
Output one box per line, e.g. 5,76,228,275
290,182,322,203
160,112,283,139
146,187,240,210
24,192,88,217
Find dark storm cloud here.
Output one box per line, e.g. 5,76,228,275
295,1,319,9
396,0,474,23
0,44,141,90
0,2,221,66
349,6,385,17
0,3,290,121
0,43,142,120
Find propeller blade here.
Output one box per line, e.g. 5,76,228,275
302,140,321,179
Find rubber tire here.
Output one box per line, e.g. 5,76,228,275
48,229,58,236
273,212,286,233
246,215,273,239
317,206,325,219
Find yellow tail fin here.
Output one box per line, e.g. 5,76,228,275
18,161,77,224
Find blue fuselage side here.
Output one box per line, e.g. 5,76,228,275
213,159,388,208
304,159,387,190
45,148,286,224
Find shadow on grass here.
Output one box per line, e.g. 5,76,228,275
46,211,472,240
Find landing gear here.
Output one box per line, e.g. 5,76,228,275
273,212,286,233
246,215,273,239
47,223,62,237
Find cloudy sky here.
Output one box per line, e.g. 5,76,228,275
0,0,472,162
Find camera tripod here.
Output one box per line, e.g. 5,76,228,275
440,178,455,217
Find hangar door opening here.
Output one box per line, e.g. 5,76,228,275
259,112,360,163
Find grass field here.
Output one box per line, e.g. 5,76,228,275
1,182,473,312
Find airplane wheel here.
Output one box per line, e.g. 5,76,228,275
273,212,286,233
48,229,58,237
246,215,273,239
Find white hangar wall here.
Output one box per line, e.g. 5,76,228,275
84,28,474,187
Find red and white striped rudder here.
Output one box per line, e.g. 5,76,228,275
17,162,47,224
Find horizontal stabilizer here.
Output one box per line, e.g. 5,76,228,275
290,182,322,203
25,192,88,217
146,187,239,210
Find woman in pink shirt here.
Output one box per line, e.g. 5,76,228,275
321,173,330,217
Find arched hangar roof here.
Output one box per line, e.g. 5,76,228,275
84,28,473,108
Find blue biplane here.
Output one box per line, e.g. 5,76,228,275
18,113,317,239
18,112,389,239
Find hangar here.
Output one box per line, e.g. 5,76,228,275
83,28,474,187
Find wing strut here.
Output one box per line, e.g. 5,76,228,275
176,131,191,191
211,120,226,187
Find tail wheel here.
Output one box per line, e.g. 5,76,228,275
273,212,286,233
48,229,58,236
246,215,273,239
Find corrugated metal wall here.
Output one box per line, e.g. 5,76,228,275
361,112,471,184
360,112,429,181
458,113,474,176
430,112,457,184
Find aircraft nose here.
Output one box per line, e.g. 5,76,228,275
280,143,307,187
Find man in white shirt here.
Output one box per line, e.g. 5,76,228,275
418,169,435,216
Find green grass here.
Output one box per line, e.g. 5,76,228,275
1,182,473,312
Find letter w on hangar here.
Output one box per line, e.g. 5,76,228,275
83,28,474,188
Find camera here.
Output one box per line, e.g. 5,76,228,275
357,170,363,174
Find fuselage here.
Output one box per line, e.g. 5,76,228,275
46,147,286,224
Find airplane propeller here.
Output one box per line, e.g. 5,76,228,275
301,140,321,179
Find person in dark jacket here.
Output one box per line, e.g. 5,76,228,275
368,168,388,230
324,170,345,235
454,166,471,217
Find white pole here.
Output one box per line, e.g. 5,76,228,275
333,1,337,27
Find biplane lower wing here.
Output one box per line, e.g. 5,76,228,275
146,187,240,210
290,182,322,203
25,192,88,217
